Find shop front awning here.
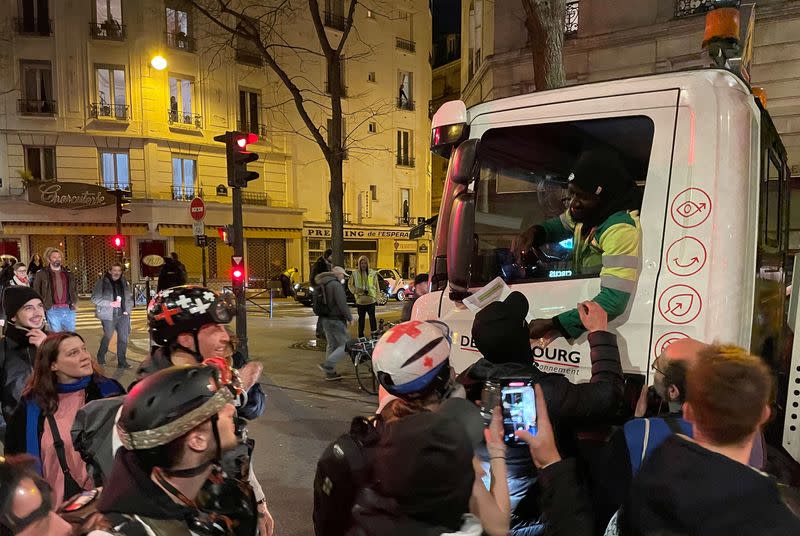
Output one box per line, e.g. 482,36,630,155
157,224,301,239
1,222,149,236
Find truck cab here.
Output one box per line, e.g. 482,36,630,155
420,69,799,464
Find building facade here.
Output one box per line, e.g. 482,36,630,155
0,0,432,296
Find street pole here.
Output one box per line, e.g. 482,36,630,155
201,245,207,287
115,190,123,262
232,185,248,359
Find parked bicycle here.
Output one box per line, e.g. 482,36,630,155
346,319,395,394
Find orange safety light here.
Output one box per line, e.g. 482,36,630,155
703,7,740,48
752,86,767,108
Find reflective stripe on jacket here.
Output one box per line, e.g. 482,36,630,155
541,210,641,338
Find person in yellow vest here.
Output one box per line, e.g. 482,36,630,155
280,267,298,297
349,256,379,338
513,149,642,344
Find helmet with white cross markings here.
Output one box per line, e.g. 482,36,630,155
147,285,235,346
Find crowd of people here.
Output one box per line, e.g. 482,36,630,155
0,243,799,535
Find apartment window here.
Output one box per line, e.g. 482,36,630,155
19,61,55,114
239,90,261,135
370,184,378,201
92,0,124,39
25,147,56,181
400,188,411,224
166,3,195,51
169,76,198,126
172,157,197,200
99,150,130,190
235,19,262,66
17,0,52,35
366,9,374,19
367,71,376,83
395,11,415,52
93,66,127,119
468,1,483,78
398,71,414,110
368,122,376,133
326,60,347,96
396,130,413,167
324,0,346,31
446,34,458,57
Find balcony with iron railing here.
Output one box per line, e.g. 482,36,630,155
396,97,415,111
675,0,714,18
168,110,202,128
396,37,416,53
237,120,268,137
14,18,53,36
324,11,347,31
172,186,202,201
18,99,57,115
235,47,263,66
89,102,129,120
396,216,414,226
101,182,131,192
396,155,415,168
324,81,348,97
242,192,269,206
90,20,126,40
326,212,352,224
166,31,196,52
565,1,579,36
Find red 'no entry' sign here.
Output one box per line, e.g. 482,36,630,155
190,197,205,221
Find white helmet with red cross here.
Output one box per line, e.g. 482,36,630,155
372,320,453,400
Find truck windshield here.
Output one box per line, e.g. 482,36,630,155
470,115,655,287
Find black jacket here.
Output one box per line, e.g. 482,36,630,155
96,448,198,533
538,459,593,536
0,323,42,423
620,435,800,536
156,259,188,291
311,255,331,282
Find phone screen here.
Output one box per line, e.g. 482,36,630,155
501,381,537,446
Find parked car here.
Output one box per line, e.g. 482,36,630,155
293,270,389,306
377,268,410,301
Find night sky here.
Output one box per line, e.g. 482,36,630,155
433,0,461,38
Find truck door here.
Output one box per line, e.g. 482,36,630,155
442,90,680,378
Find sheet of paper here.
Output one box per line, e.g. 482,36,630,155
462,276,534,323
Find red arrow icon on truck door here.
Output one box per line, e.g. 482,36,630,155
658,284,702,324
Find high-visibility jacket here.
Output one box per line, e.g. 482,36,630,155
540,210,641,338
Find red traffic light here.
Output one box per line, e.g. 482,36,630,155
111,234,125,249
235,133,259,150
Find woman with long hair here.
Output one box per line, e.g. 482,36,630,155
348,255,379,338
5,332,125,507
27,253,43,279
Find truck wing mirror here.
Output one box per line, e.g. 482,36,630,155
447,190,475,301
450,138,479,185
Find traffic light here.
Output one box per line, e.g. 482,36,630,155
114,189,132,224
231,256,246,286
218,225,234,246
111,234,125,250
214,131,260,188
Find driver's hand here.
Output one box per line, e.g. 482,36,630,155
529,318,560,346
512,226,538,263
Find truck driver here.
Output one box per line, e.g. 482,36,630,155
512,149,642,343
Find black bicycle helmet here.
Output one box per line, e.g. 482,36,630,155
117,365,235,452
148,286,235,347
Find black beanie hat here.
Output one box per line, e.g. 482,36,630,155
2,286,42,321
373,411,474,530
472,291,532,365
568,149,633,200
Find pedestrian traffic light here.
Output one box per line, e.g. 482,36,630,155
218,225,234,246
111,234,125,250
214,131,260,188
231,255,246,286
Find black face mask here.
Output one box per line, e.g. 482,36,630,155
0,477,52,534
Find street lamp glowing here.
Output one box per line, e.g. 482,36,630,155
150,55,168,71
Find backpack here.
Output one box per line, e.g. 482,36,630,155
313,416,382,536
72,396,126,487
313,280,333,317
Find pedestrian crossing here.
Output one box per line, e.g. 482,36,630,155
73,309,149,331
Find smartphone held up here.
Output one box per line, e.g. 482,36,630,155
501,380,537,446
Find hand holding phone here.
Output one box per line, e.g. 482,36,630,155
501,380,537,446
514,384,561,469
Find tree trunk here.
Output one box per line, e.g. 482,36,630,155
521,0,567,91
328,51,346,267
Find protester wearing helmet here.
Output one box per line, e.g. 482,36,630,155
138,285,272,535
0,455,72,536
85,365,256,536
